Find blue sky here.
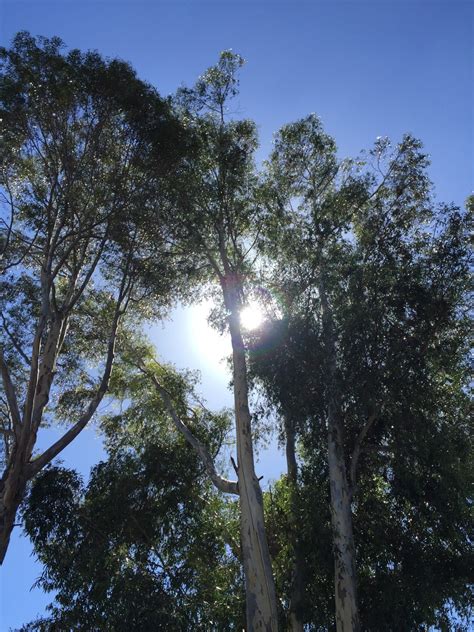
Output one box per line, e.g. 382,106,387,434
1,1,472,629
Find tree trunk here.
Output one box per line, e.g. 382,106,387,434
320,280,360,632
327,407,360,632
283,416,305,632
223,277,279,632
0,445,29,564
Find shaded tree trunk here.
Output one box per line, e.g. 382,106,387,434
320,281,360,632
223,276,279,632
0,445,29,563
327,406,359,632
283,416,305,632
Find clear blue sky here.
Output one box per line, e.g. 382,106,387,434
1,1,472,629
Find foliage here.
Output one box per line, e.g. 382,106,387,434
0,30,184,443
20,360,244,631
249,116,473,630
0,31,191,562
4,37,472,632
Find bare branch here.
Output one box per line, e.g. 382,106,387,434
22,266,54,430
27,289,125,477
64,229,110,312
0,315,30,365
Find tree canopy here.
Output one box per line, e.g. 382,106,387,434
2,33,472,632
0,31,187,562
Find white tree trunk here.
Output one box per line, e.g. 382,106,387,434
328,409,360,632
224,279,279,632
284,417,304,632
320,279,360,632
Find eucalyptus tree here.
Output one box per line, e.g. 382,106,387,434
0,33,183,562
18,356,244,631
255,115,473,631
141,53,279,630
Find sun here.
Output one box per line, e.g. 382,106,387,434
187,299,264,373
240,303,264,331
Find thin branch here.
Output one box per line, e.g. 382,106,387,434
141,367,238,496
64,229,110,311
0,346,22,433
0,225,42,274
0,315,30,364
27,291,124,477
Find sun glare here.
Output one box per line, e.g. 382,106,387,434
189,300,232,372
188,300,264,373
240,304,264,331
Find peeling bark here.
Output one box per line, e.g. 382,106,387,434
327,409,360,632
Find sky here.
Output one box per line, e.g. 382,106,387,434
0,0,472,629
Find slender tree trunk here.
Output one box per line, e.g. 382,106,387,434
283,416,305,632
327,406,359,632
320,281,360,632
223,277,279,632
0,298,123,564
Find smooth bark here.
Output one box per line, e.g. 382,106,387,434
320,281,360,632
223,275,279,632
283,416,305,632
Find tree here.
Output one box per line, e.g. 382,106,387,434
19,359,244,631
6,36,471,630
20,327,472,631
251,115,473,630
139,52,280,630
0,33,183,562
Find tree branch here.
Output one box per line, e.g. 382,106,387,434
0,315,30,365
0,346,22,433
142,368,239,496
26,297,123,477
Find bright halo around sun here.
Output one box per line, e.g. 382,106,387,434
240,303,264,331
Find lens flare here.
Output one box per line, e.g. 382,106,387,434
240,304,264,331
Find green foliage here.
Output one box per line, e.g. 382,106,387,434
6,38,472,631
20,360,244,631
250,118,473,630
164,50,262,300
0,32,189,468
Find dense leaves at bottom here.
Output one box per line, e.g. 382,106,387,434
20,440,244,631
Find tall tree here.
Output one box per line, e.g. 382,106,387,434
0,33,182,562
144,52,279,630
255,115,473,631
